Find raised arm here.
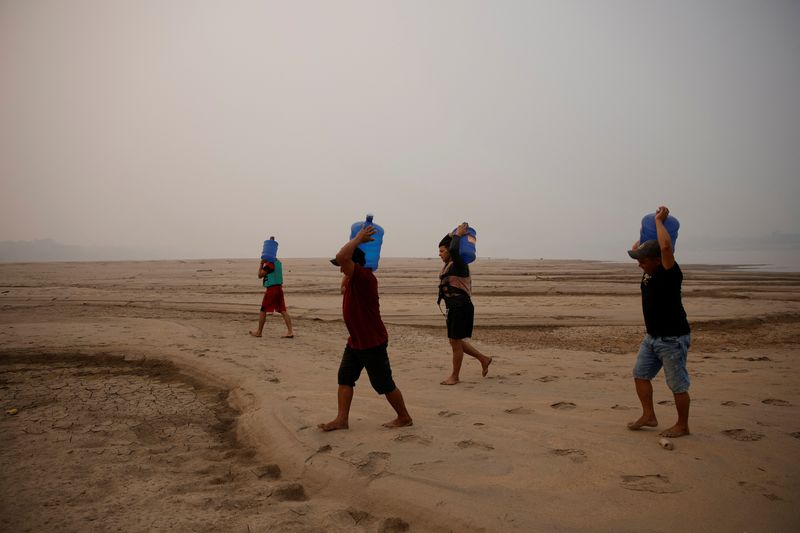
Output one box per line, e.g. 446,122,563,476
335,224,376,277
449,223,468,268
655,206,676,270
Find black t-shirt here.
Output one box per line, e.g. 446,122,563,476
641,263,691,337
439,234,472,308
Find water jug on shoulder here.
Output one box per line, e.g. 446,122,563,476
350,214,384,271
261,236,279,262
639,213,679,248
451,223,477,264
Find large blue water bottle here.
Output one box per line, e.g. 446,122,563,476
639,213,679,248
452,224,477,264
349,214,384,270
261,236,279,261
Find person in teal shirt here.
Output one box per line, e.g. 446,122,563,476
250,258,294,338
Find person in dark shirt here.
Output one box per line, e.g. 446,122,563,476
438,223,492,385
627,206,691,438
318,224,412,431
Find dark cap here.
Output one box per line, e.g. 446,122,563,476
330,247,366,267
628,240,661,260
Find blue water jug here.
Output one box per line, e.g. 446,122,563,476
639,213,679,248
452,224,477,264
349,214,384,270
261,236,279,262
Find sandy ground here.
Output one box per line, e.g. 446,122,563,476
1,258,799,532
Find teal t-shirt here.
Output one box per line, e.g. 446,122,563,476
263,259,283,287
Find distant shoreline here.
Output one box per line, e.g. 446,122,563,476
1,256,798,273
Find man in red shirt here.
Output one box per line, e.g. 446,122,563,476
318,224,412,431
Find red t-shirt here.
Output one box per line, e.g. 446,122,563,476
342,264,388,350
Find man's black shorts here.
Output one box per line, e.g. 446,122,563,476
446,302,474,340
337,342,396,395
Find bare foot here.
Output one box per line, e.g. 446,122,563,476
382,417,413,429
440,377,459,386
627,416,658,430
482,356,493,377
249,331,262,338
318,419,348,432
660,425,690,438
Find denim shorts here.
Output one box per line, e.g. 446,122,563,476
633,334,691,393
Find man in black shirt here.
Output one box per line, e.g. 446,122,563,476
438,223,492,385
627,206,691,438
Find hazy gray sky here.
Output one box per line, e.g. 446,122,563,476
2,1,799,266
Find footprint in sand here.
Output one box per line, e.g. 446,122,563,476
731,369,749,373
537,375,559,383
410,459,444,472
272,482,308,501
504,406,533,415
790,432,800,440
737,481,785,502
762,398,792,407
351,451,392,478
620,474,682,494
456,439,494,451
379,517,411,533
551,448,587,463
721,401,751,407
738,480,760,490
437,410,460,418
722,429,765,441
393,433,432,446
745,356,772,361
611,404,634,410
578,371,608,380
657,400,675,406
550,401,576,410
252,464,282,479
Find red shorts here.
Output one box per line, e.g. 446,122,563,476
260,285,287,313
